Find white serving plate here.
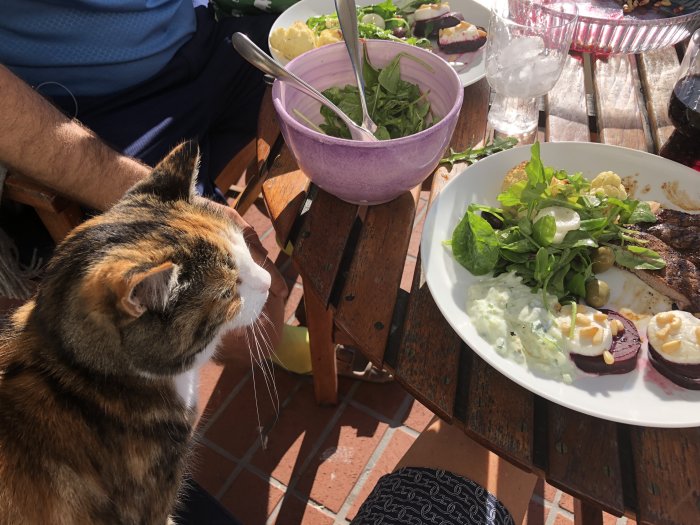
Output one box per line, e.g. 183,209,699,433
421,142,700,428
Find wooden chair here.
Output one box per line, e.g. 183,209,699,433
3,172,84,244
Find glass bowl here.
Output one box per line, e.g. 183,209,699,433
570,0,700,54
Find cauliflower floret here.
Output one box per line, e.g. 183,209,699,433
589,171,628,200
316,28,343,47
323,17,340,29
269,21,316,61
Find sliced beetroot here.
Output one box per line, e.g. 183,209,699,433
648,342,700,390
570,309,640,375
438,28,487,54
412,12,464,38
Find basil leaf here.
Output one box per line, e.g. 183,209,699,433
451,209,500,275
497,180,526,208
378,56,401,93
533,215,556,246
627,201,657,224
558,230,598,249
566,272,587,299
534,247,554,283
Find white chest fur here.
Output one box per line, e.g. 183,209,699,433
174,368,199,410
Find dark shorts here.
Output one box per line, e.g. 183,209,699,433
48,5,277,202
352,467,515,525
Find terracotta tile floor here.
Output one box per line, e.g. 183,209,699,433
189,193,637,525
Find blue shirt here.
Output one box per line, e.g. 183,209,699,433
0,0,197,96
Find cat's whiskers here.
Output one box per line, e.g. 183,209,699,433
246,329,267,450
249,320,280,417
244,320,280,451
256,316,283,412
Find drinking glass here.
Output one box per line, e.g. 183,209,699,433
485,0,579,138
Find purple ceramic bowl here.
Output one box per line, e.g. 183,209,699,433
271,40,464,205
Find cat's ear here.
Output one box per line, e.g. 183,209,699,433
118,262,180,318
129,141,199,203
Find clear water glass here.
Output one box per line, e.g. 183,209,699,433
485,0,579,138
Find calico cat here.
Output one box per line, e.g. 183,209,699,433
0,142,271,524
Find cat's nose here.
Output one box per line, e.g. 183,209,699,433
250,265,271,293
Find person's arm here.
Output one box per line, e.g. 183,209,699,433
0,64,149,211
0,64,288,352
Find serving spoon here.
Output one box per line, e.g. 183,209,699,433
231,33,378,142
334,0,379,135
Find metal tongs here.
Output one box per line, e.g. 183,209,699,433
231,33,378,142
334,0,379,135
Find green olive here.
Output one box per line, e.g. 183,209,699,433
591,246,615,274
585,279,610,308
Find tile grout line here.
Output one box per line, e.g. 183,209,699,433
333,426,402,523
344,400,419,437
209,376,306,500
333,393,424,522
197,369,254,436
544,489,564,525
265,380,364,524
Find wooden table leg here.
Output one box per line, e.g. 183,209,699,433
574,498,604,525
303,283,338,405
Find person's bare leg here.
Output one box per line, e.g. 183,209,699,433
396,416,537,524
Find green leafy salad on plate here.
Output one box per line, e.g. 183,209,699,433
269,0,488,62
442,142,676,382
448,142,665,307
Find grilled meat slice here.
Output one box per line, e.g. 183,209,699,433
626,231,700,312
655,208,700,228
631,209,700,268
641,225,700,267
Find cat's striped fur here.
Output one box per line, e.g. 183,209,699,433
0,142,270,524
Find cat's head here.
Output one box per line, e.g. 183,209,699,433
29,142,271,377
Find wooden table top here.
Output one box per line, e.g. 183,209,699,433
259,45,700,525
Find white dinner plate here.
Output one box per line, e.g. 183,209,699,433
269,0,490,87
421,142,700,428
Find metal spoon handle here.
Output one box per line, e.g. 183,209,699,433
231,33,377,142
335,0,378,133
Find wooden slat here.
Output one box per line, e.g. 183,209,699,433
630,427,700,525
637,47,681,153
574,499,604,525
463,353,535,470
5,172,84,243
5,172,79,213
390,79,490,421
215,138,256,195
303,282,338,405
394,256,462,421
449,78,491,151
334,189,419,365
261,146,309,248
292,190,358,308
256,86,281,166
546,405,626,517
592,54,649,150
546,53,589,142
